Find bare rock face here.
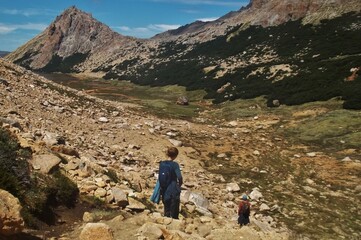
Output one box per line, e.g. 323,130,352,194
5,6,137,72
0,189,24,236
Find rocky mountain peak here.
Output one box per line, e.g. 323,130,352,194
43,5,119,57
6,6,126,71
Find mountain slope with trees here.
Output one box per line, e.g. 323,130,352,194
5,1,361,109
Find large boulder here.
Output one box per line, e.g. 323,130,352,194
176,96,189,106
181,190,211,215
0,189,24,236
29,154,62,174
79,223,114,240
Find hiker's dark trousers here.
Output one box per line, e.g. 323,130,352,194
164,198,180,219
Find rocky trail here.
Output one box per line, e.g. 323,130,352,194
1,58,360,240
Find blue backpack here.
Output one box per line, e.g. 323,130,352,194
159,161,173,189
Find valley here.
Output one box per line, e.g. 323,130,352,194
23,71,361,239
1,0,361,239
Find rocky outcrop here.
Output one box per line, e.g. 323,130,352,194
0,190,24,236
5,6,138,72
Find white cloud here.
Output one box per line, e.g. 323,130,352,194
117,26,130,31
149,24,181,32
196,17,218,22
113,24,181,38
0,25,15,34
2,8,57,17
0,23,47,34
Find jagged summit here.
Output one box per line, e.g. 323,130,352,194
5,6,136,72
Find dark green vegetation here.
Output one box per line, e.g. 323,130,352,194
105,13,361,109
41,53,89,73
0,128,79,228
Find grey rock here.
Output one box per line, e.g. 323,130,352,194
111,187,128,207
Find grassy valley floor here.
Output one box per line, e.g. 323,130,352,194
41,73,361,239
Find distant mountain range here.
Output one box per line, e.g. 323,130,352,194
5,0,361,109
0,51,10,58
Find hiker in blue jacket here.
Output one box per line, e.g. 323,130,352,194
158,147,183,219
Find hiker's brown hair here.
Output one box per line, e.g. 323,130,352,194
167,147,179,159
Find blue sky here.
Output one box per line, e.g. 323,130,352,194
0,0,249,51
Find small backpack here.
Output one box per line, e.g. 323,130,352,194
158,161,173,189
241,201,250,216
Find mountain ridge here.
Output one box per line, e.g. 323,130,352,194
7,0,361,73
5,0,361,109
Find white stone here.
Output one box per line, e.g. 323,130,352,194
249,189,263,201
98,117,109,123
226,183,240,192
259,203,270,211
